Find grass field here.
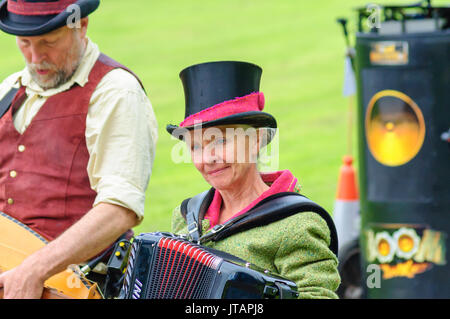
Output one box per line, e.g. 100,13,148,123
1,0,447,234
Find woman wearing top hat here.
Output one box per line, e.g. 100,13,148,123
168,61,340,299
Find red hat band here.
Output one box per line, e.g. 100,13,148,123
179,92,266,128
7,0,78,16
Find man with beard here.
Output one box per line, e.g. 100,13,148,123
0,0,158,298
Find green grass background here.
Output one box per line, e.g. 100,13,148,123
1,0,447,234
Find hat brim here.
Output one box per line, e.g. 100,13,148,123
166,111,277,142
0,0,99,36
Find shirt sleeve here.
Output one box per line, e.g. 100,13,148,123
0,71,22,99
85,68,158,220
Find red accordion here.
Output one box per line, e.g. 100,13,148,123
119,232,298,299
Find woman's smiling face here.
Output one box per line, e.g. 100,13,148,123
187,125,261,191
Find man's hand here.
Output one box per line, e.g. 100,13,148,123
0,257,45,299
0,203,138,299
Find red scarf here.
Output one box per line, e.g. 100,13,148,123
204,170,299,228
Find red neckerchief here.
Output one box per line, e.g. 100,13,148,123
204,170,299,228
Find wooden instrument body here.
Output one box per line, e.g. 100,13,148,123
0,211,102,299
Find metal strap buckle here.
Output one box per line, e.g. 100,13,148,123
187,221,198,234
211,224,225,233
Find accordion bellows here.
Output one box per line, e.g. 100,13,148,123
120,232,298,299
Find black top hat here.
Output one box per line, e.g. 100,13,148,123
166,61,277,138
0,0,99,36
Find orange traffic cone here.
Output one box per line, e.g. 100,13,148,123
333,155,360,252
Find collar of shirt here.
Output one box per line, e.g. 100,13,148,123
16,38,101,98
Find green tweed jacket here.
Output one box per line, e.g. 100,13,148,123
171,201,341,299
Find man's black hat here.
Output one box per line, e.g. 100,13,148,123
0,0,99,36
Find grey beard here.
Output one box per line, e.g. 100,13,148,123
27,57,82,90
29,68,70,90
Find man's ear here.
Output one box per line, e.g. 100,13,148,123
79,17,89,38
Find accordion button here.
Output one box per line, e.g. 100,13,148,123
263,286,277,297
